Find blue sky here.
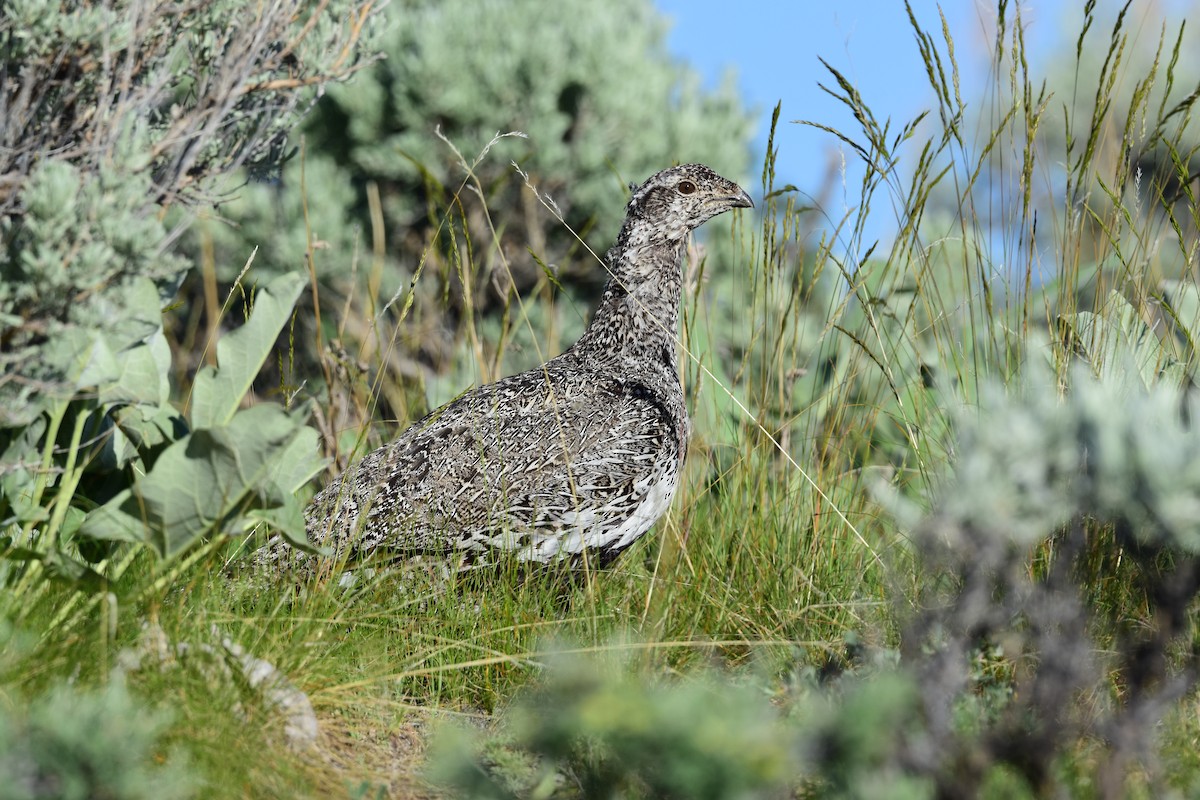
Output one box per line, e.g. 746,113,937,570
654,1,1028,184
654,0,1192,241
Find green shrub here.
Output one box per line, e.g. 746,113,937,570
0,678,193,800
897,359,1200,793
0,0,375,612
429,649,800,799
1,0,379,426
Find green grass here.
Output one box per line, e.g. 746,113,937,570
4,1,1200,797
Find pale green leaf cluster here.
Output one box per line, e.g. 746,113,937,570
0,1,369,575
77,273,324,558
0,674,194,800
430,649,802,799
0,156,185,427
1,0,381,424
356,0,752,231
3,0,129,59
938,357,1200,552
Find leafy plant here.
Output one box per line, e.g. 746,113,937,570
429,648,800,799
1,0,379,426
0,1,374,606
0,676,194,800
78,272,324,558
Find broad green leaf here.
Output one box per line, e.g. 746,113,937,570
93,403,187,472
151,405,307,558
75,334,122,393
247,495,324,552
73,277,167,398
190,271,305,430
79,404,318,558
75,489,143,544
262,419,327,497
97,330,171,407
1,546,109,592
99,417,138,473
113,404,188,451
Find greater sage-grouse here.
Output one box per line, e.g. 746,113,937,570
297,164,752,569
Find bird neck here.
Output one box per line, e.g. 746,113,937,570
573,229,686,371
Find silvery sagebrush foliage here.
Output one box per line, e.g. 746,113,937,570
881,357,1200,797
0,1,381,566
0,673,194,800
358,0,752,248
934,359,1200,553
1,0,379,426
428,648,801,800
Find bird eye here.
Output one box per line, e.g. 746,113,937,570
677,180,696,195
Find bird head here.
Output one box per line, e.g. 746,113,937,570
624,163,753,241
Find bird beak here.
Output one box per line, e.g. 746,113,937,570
728,187,754,209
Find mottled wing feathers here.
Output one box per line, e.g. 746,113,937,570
304,365,679,562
